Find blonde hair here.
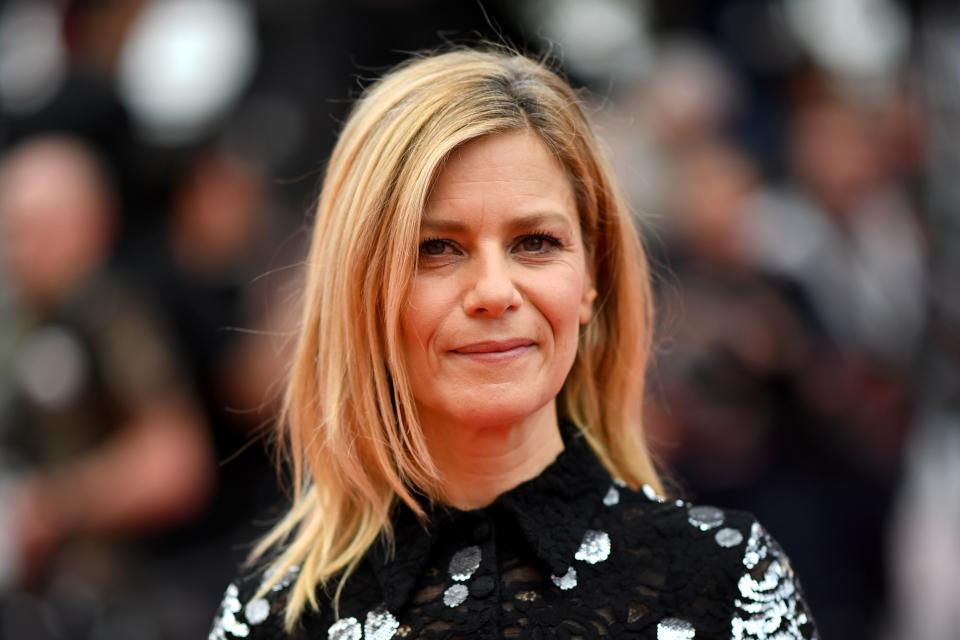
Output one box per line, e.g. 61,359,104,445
253,48,660,629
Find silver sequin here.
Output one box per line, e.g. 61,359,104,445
550,566,578,590
443,583,469,607
657,617,696,639
603,486,620,506
327,617,362,640
642,483,661,502
449,545,481,581
716,527,744,548
730,522,810,640
209,583,250,639
687,505,725,531
574,529,611,564
244,598,270,625
364,608,400,640
263,562,301,592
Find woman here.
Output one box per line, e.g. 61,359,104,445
210,49,817,640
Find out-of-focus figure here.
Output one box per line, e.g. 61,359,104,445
629,57,918,636
646,140,811,486
744,93,927,372
740,90,925,472
142,147,293,541
887,7,960,640
0,136,213,639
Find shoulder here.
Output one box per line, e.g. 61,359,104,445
725,517,818,639
607,483,818,639
606,481,758,560
209,559,303,640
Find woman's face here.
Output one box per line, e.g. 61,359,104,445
400,130,596,430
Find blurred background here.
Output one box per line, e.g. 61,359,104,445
0,0,957,638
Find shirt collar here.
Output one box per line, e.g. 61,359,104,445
368,422,613,611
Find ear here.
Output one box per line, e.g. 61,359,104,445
579,269,598,326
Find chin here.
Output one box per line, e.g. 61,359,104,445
434,388,555,431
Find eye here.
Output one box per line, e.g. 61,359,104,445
515,233,561,254
419,238,457,257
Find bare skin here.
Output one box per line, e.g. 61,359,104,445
401,131,595,510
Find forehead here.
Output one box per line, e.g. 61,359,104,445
424,130,577,227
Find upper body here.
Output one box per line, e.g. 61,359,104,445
211,424,817,639
0,136,212,589
208,49,819,640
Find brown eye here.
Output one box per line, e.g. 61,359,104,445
521,236,545,252
420,239,449,256
515,233,560,254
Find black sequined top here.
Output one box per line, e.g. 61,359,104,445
210,425,818,639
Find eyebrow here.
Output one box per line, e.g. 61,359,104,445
419,212,574,233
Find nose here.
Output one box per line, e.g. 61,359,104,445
462,249,522,317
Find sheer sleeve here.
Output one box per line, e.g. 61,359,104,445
729,521,819,640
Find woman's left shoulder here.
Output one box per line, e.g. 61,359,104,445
610,485,819,639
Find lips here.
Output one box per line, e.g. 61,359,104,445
452,338,535,354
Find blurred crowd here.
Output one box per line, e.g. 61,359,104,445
0,1,957,639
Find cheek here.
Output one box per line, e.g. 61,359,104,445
400,278,451,366
531,267,586,352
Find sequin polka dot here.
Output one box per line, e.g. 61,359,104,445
264,563,300,592
715,527,744,548
642,483,660,502
443,583,469,608
210,583,250,639
327,616,362,640
574,529,611,564
244,598,270,625
687,505,724,531
603,485,620,506
364,608,400,640
550,566,578,590
657,617,696,639
449,545,481,581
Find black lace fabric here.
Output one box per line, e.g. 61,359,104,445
210,427,818,639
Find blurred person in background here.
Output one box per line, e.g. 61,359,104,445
646,139,814,487
595,38,742,235
630,53,916,636
887,6,960,639
135,146,296,575
647,134,894,639
0,135,214,639
741,88,926,465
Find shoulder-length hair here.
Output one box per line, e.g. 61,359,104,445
253,48,660,629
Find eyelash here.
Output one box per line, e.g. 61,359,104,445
518,232,563,252
418,231,563,257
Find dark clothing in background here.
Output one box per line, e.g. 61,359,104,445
1,275,184,471
0,273,206,638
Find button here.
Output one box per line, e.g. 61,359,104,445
469,575,495,598
471,520,490,543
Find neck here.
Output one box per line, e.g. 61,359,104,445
420,403,564,511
